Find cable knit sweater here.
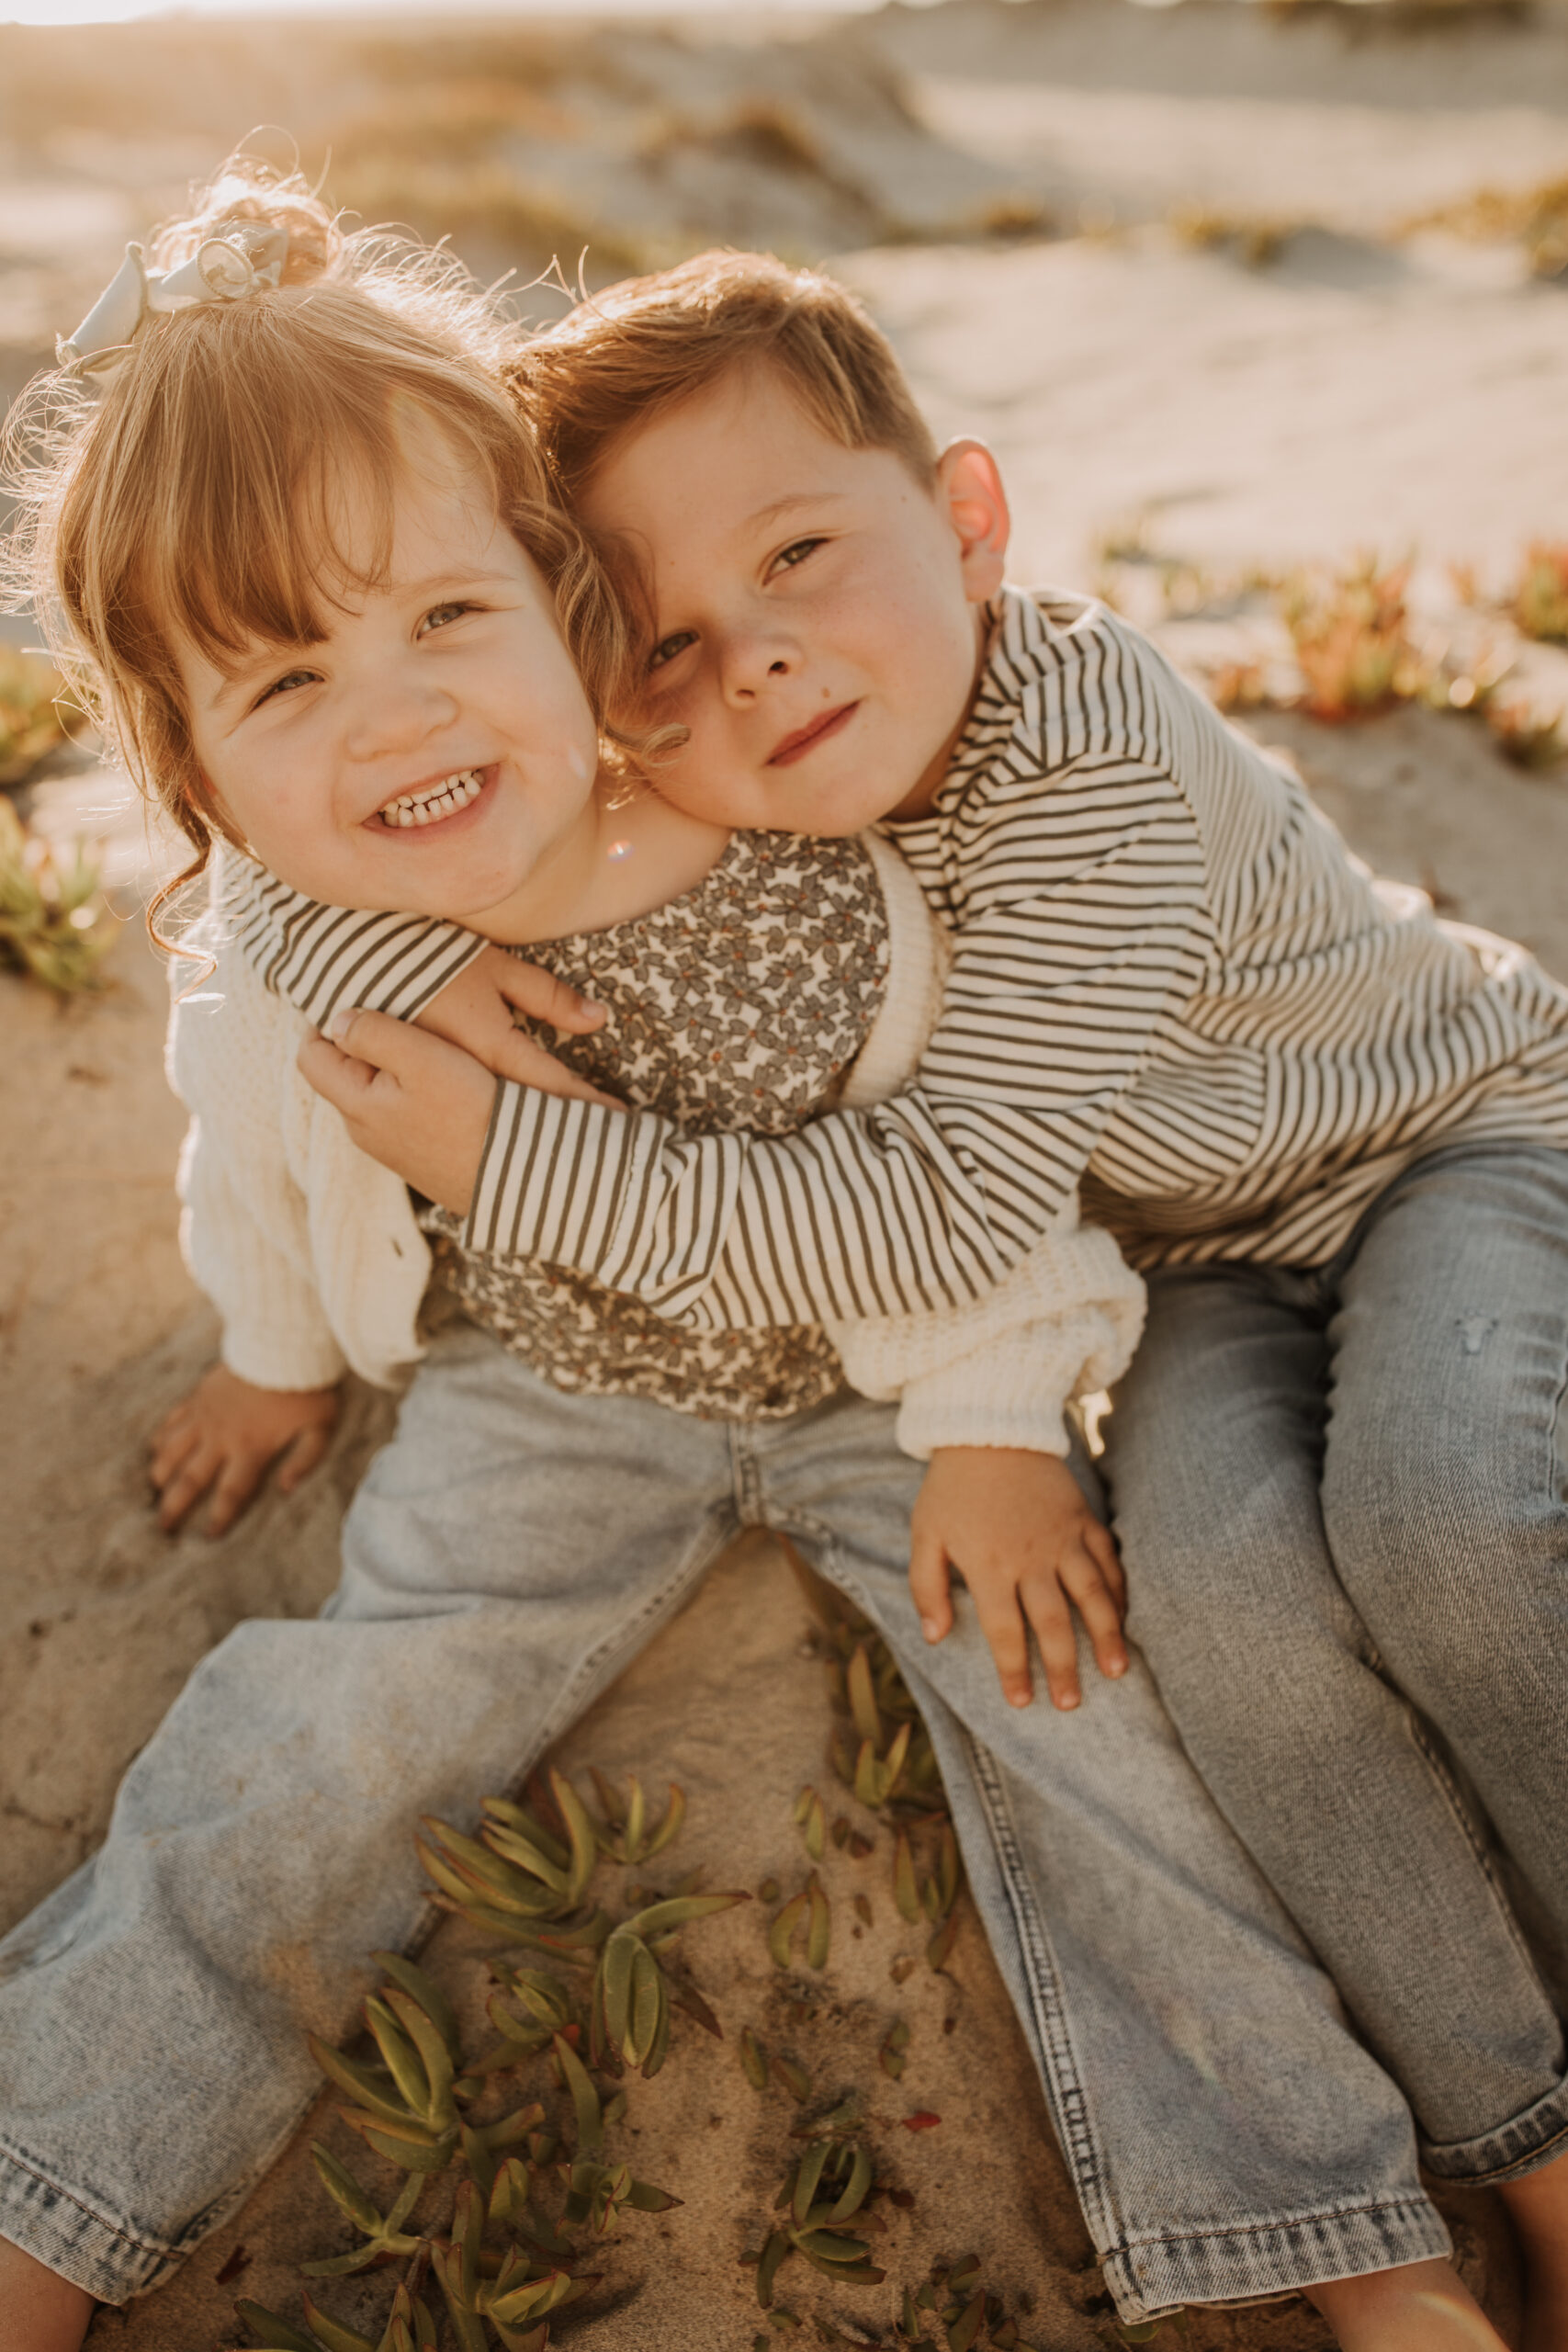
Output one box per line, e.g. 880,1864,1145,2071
172,834,1144,1457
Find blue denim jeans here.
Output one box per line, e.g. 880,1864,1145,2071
1102,1141,1568,2188
0,1332,1449,2322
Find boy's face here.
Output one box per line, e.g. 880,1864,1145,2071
178,428,603,932
579,365,1009,834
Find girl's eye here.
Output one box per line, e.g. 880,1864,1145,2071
770,537,824,578
648,629,697,673
418,600,476,637
254,666,320,708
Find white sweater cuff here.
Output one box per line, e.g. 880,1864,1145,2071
219,1324,347,1393
891,1307,1129,1461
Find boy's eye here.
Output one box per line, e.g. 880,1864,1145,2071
648,629,697,673
418,600,477,636
770,537,824,578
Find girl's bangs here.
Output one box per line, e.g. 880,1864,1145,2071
141,383,502,681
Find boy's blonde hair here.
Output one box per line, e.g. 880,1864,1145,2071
508,249,939,508
2,159,629,899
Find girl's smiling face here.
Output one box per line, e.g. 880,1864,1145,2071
178,427,604,939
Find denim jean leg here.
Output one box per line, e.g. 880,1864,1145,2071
1321,1141,1568,2179
0,1328,740,2302
1102,1238,1568,2186
748,1388,1447,2324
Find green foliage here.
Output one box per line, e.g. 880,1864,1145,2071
251,1769,736,2350
0,650,79,787
0,800,111,994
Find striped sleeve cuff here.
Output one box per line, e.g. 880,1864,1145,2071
465,1084,649,1272
233,866,487,1025
462,1083,751,1318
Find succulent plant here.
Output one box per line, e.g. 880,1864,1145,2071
0,800,110,994
752,2132,888,2307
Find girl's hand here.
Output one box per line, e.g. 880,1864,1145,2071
909,1448,1129,1712
414,944,615,1100
150,1363,340,1537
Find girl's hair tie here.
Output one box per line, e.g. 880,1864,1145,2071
58,219,290,374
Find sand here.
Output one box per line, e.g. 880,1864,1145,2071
4,2,1568,2344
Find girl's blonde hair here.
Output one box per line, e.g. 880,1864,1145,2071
1,158,630,909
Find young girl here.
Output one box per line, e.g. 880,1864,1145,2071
0,174,1510,2352
239,251,1568,2352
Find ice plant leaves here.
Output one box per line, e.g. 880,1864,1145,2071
299,2150,424,2277
794,1785,827,1861
751,2134,887,2308
740,2026,770,2090
769,1887,810,1968
236,2286,441,2352
288,1764,741,2351
879,2019,910,2082
593,1891,746,2077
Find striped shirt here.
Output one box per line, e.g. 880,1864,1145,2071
238,587,1568,1328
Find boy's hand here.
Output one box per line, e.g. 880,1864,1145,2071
415,944,613,1097
150,1363,339,1536
909,1448,1128,1713
299,1012,497,1214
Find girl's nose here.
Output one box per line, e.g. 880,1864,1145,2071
344,668,458,759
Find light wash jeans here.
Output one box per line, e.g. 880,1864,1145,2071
1103,1141,1568,2188
0,1331,1450,2323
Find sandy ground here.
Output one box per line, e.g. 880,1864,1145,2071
4,2,1568,2346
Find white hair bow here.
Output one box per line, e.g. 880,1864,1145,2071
58,220,289,371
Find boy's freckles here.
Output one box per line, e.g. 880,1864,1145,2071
579,363,1008,837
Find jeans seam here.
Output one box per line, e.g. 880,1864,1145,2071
765,1503,1121,2266
0,2135,175,2261
958,1726,1120,2256
1549,1298,1568,1508
1116,2190,1438,2256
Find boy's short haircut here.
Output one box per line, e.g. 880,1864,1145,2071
508,250,940,502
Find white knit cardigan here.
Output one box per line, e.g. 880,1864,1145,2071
170,834,1145,1457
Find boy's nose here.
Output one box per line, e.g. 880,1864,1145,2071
720,628,799,704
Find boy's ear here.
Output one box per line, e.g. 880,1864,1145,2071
936,439,1010,605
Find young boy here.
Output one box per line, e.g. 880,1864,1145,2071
258,252,1568,2349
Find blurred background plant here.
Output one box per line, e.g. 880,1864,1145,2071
0,652,110,991
0,797,109,992
0,649,80,787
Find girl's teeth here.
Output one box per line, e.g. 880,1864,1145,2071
379,769,482,828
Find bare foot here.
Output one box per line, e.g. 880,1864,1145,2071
1305,2255,1507,2350
0,2237,94,2352
1501,2148,1568,2352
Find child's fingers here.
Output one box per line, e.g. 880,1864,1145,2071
490,1025,624,1111
491,953,606,1036
1019,1579,1081,1712
155,1440,220,1532
321,1005,417,1072
203,1449,270,1539
908,1526,954,1645
1059,1542,1130,1683
1084,1518,1127,1617
149,1414,201,1488
972,1587,1036,1711
296,1028,380,1114
149,1395,197,1454
276,1417,334,1497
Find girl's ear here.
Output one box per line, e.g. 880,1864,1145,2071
936,439,1010,605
